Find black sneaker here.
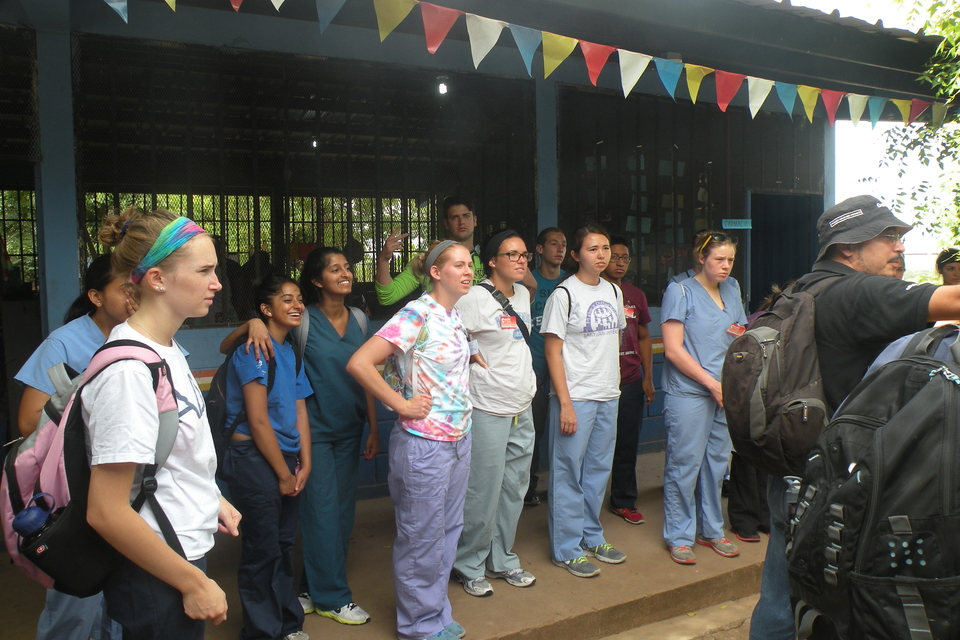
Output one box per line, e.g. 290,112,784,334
524,491,540,507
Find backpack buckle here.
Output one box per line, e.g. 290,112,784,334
140,476,158,496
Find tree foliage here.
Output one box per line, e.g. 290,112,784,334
883,1,960,247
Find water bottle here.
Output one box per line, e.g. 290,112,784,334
12,493,56,539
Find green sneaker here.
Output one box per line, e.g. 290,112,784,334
551,555,601,577
584,542,626,564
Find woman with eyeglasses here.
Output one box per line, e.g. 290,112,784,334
660,230,747,565
451,229,538,597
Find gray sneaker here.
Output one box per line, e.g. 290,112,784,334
583,542,626,564
486,567,536,587
696,534,740,558
282,632,309,640
454,573,493,597
318,602,370,624
552,555,601,577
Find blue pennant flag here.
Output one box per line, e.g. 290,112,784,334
104,0,128,22
509,24,542,78
316,0,348,33
868,96,888,128
653,58,683,100
775,82,798,119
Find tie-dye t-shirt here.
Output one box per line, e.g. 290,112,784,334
377,293,472,441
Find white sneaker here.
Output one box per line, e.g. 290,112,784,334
298,592,315,614
318,602,371,625
486,567,536,587
282,632,309,640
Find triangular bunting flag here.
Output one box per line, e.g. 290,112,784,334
684,65,713,104
580,41,616,86
271,0,284,10
868,97,888,128
509,24,541,78
715,70,746,113
374,0,418,42
846,94,868,126
619,50,652,97
466,14,506,69
543,32,578,79
891,99,911,124
746,77,774,118
909,99,932,124
797,85,821,123
932,102,948,128
316,0,348,32
654,58,684,101
103,0,128,21
775,82,798,119
820,89,846,127
165,0,175,9
421,3,463,54
231,0,242,10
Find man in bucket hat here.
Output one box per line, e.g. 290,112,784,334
749,195,960,639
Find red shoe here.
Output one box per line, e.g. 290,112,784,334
696,535,740,558
610,506,645,524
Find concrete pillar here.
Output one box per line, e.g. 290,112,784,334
29,1,80,334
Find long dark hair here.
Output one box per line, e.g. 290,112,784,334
300,246,345,306
64,254,115,324
561,223,610,282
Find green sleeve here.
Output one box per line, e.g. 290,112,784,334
375,261,426,305
472,253,484,285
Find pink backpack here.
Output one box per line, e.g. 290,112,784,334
1,339,182,597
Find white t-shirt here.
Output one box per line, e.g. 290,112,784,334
540,275,626,403
456,281,536,416
83,322,221,561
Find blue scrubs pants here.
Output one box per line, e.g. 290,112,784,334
662,392,731,547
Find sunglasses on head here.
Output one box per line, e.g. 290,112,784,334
698,233,738,254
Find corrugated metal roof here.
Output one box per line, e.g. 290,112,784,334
729,0,941,45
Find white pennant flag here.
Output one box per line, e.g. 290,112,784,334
271,0,285,10
466,14,506,69
846,94,868,126
618,50,652,98
747,77,774,118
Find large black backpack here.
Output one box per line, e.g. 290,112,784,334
787,325,960,640
722,273,840,477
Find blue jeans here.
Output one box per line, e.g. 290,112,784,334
36,590,122,640
547,396,619,562
223,441,303,640
749,476,794,640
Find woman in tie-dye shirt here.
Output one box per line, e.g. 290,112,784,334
347,239,473,640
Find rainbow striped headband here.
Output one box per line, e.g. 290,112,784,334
130,217,207,284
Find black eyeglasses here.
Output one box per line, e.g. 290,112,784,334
698,233,738,254
610,254,632,264
496,251,534,262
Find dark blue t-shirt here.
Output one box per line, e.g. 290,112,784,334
226,336,313,454
530,269,563,377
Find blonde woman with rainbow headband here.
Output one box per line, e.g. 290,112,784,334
348,239,473,640
85,208,241,640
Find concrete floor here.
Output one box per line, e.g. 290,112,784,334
0,451,765,640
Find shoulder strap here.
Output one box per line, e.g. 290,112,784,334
293,307,309,362
348,306,369,337
477,282,530,341
89,339,186,559
557,284,572,317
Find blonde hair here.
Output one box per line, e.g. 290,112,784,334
411,240,463,282
98,206,180,281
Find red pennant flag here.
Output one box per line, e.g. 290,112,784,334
715,70,745,112
909,99,933,124
580,41,616,86
820,89,847,126
420,3,463,54
231,0,242,9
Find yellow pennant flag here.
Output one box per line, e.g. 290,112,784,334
165,0,175,9
374,0,419,42
684,65,713,104
797,85,821,123
543,32,578,79
891,99,912,124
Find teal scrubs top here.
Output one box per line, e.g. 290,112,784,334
303,304,369,442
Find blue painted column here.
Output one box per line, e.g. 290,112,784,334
29,1,81,334
823,122,837,211
535,78,559,231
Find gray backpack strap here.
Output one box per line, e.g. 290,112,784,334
154,408,180,468
348,306,369,337
293,306,310,361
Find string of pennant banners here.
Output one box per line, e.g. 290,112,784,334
103,0,949,128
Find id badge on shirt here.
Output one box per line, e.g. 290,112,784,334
499,316,517,330
624,305,637,320
727,323,746,337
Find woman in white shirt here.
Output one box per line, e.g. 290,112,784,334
452,229,538,597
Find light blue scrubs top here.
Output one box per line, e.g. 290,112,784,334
16,315,104,393
303,304,369,442
660,276,746,397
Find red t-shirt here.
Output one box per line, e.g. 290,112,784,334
618,280,652,385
